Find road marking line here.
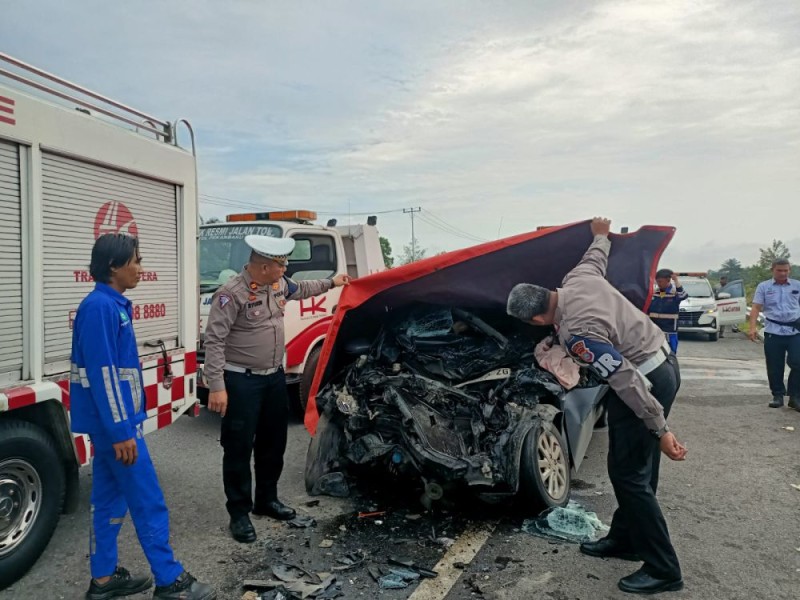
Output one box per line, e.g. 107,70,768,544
408,520,497,600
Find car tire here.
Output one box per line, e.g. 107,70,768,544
0,420,66,590
708,331,719,342
518,419,570,512
297,346,322,418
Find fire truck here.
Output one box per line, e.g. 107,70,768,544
0,53,200,588
197,211,385,413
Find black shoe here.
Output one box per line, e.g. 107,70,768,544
252,499,296,521
618,568,683,594
229,515,257,543
769,395,784,408
788,397,800,412
153,571,216,600
580,537,641,562
86,566,153,600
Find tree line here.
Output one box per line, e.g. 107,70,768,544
708,239,798,302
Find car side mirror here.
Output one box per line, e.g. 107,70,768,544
717,292,731,299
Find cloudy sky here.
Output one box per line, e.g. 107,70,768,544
3,0,798,270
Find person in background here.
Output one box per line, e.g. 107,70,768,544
748,259,800,410
649,269,688,354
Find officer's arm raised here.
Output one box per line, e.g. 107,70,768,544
562,218,611,284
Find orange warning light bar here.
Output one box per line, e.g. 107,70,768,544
226,210,317,223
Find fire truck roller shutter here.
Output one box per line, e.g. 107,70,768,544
40,152,180,373
0,140,23,385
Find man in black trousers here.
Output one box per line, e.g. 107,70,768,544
507,217,687,595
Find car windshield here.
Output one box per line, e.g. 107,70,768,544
199,224,282,292
681,280,713,298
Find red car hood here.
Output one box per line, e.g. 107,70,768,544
304,219,674,434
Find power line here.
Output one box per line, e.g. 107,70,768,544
421,208,487,242
199,193,407,217
418,210,486,243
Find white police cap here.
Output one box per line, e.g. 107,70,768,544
244,235,296,264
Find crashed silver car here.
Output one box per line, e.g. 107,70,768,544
303,221,674,510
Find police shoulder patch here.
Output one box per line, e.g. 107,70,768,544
567,335,624,379
218,294,232,308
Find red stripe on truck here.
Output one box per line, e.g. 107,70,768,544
285,317,333,367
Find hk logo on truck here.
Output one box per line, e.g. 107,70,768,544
94,201,139,239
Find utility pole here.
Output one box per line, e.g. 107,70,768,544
403,207,421,260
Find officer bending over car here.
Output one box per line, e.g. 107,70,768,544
204,235,350,544
507,217,687,595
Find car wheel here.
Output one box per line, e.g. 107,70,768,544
0,420,66,590
519,419,570,512
297,346,322,418
708,331,719,341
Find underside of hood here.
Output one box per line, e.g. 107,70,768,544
305,220,675,434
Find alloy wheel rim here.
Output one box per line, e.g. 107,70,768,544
536,431,568,500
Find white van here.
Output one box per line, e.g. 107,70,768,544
674,273,747,341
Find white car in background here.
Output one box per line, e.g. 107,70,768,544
674,274,747,341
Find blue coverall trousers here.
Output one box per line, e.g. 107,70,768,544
88,428,184,586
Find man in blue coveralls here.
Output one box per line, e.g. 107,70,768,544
649,269,688,354
71,234,215,600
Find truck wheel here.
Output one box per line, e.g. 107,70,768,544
297,346,322,417
708,331,719,342
518,419,570,513
0,420,66,590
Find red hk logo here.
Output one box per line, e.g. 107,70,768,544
300,296,327,317
94,201,139,240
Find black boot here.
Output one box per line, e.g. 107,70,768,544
153,571,216,600
618,568,683,594
769,395,784,408
252,499,296,521
788,396,800,412
86,566,152,600
580,537,641,561
229,515,257,543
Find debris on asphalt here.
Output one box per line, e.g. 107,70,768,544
311,472,350,498
304,500,321,508
522,500,609,543
494,556,523,570
242,563,342,599
405,513,422,521
358,510,387,519
379,566,421,589
791,484,800,491
287,515,316,529
332,550,367,571
388,557,438,579
782,426,795,432
241,592,259,600
319,539,335,548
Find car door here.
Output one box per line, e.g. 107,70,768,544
716,279,747,325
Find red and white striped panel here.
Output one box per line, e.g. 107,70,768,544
0,351,197,466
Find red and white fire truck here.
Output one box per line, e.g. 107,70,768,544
0,53,200,588
197,211,386,413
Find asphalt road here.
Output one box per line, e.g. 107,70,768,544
3,331,799,600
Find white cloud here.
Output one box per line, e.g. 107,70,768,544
2,0,798,264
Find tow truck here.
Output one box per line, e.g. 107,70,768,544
197,210,385,413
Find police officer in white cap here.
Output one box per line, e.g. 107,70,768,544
204,235,350,543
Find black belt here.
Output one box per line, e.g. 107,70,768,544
765,316,800,331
